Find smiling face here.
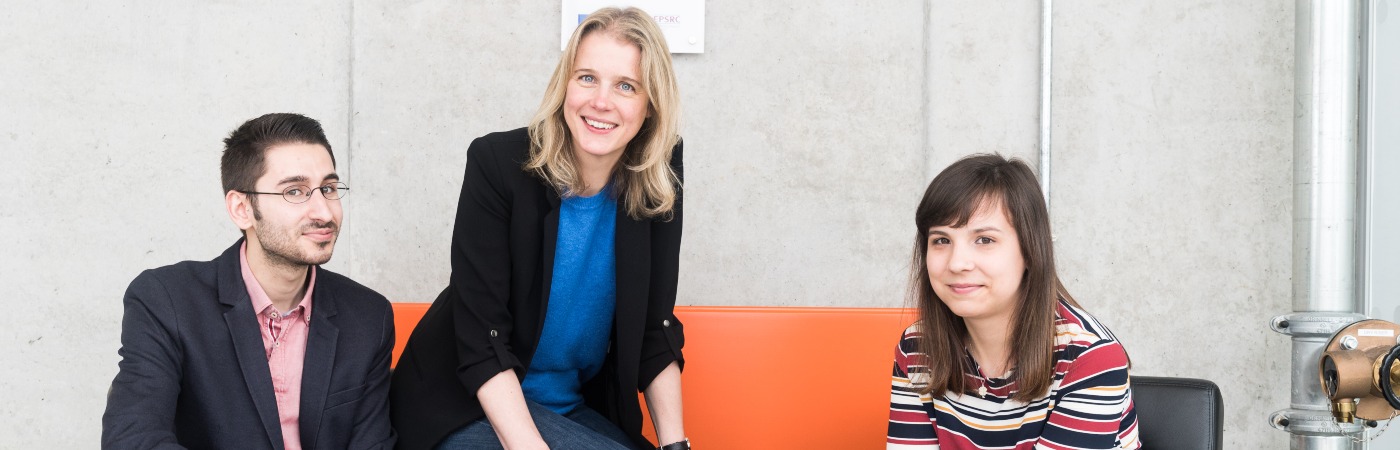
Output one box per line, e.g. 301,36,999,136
925,201,1026,326
242,143,342,268
563,31,650,171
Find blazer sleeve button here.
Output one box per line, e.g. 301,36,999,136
490,329,498,338
662,319,671,327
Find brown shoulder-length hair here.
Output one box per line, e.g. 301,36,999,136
909,153,1078,402
526,7,681,220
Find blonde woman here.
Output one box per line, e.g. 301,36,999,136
391,8,688,450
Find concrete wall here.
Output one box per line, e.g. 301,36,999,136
1,1,1293,447
0,1,355,446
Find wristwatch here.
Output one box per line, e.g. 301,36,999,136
658,438,690,450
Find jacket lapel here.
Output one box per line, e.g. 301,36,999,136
612,211,650,364
538,188,561,332
217,239,285,450
298,281,339,450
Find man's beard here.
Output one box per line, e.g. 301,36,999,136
254,217,339,270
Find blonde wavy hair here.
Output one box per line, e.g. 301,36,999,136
526,7,681,220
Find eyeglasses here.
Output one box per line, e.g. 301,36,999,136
239,182,350,204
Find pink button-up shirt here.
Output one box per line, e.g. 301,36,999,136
241,243,315,450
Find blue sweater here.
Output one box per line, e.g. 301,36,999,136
521,187,618,414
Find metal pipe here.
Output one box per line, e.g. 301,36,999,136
1359,0,1375,316
1272,0,1364,448
1038,0,1052,209
920,0,933,183
1292,436,1360,450
1293,0,1360,314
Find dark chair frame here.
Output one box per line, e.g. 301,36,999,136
1133,376,1225,450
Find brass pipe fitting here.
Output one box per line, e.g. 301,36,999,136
1319,320,1400,421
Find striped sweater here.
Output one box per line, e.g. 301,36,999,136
888,300,1140,449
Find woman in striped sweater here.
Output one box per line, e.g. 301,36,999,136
887,154,1140,449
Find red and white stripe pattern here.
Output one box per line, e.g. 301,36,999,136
888,300,1140,449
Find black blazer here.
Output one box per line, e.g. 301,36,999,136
389,128,685,450
102,240,396,450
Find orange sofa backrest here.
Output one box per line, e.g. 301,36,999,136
391,302,430,366
390,303,917,449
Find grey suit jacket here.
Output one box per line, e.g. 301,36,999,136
102,239,396,450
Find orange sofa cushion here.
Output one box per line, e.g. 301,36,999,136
391,303,916,448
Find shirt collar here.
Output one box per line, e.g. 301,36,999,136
239,241,315,322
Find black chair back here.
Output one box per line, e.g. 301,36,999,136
1133,376,1225,450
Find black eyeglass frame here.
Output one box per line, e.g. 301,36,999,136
238,182,350,204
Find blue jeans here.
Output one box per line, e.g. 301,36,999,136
436,400,646,450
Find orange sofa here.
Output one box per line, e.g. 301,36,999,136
391,303,916,449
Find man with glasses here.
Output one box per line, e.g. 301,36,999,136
103,113,396,449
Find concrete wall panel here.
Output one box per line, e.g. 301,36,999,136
670,0,927,308
0,1,351,446
345,0,562,302
1051,2,1294,448
927,1,1043,176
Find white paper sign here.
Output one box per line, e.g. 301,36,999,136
561,0,706,53
1358,328,1395,337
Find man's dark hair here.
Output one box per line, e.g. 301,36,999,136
221,113,335,203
